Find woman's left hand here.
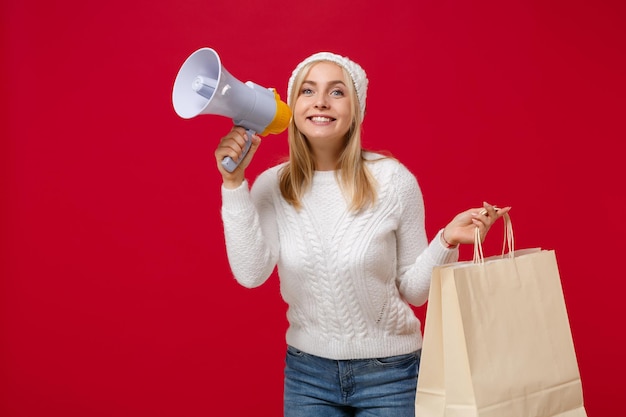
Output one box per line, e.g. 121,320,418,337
441,202,511,247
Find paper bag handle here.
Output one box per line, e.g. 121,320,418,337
473,211,514,264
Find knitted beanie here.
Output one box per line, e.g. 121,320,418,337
287,52,368,122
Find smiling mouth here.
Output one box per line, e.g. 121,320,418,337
308,116,336,123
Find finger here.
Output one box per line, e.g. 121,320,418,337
481,205,512,221
479,201,498,217
471,217,484,228
471,211,490,228
230,125,248,137
216,139,243,163
238,134,262,168
229,129,249,150
244,134,262,158
471,218,488,240
495,206,512,219
221,129,252,158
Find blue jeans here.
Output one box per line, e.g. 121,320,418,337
284,346,420,417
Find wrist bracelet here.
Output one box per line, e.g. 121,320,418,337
441,231,458,249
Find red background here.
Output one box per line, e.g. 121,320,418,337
2,0,625,415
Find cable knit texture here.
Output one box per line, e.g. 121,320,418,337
220,153,458,360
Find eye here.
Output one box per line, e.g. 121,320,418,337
300,87,314,96
330,89,345,97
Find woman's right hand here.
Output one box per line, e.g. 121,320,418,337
214,126,261,189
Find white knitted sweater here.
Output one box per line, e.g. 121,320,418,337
220,154,458,360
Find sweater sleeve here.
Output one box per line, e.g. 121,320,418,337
393,164,459,306
220,170,280,288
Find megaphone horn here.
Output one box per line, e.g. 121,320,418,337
172,48,291,172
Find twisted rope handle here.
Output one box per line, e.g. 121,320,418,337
473,211,514,264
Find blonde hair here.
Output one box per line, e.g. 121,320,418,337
278,61,379,212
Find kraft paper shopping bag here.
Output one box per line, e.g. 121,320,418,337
415,215,587,417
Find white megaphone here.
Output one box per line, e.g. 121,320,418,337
172,47,292,172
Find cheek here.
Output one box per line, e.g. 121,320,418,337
293,100,307,118
292,101,309,127
343,102,355,119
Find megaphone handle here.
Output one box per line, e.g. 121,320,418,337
221,129,254,173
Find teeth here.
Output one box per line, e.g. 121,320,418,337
310,116,332,122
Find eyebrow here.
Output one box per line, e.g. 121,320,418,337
301,80,347,87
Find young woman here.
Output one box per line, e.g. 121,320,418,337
214,52,510,416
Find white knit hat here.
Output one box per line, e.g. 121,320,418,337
287,52,368,122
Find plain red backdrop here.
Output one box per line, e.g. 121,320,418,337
2,0,625,415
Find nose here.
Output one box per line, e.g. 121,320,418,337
314,94,329,109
